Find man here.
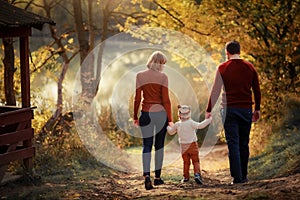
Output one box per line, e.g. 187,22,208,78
206,40,261,184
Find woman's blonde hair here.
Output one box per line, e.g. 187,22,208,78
146,51,167,71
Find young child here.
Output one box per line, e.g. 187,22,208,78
167,105,212,184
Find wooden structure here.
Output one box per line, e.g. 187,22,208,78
0,1,55,178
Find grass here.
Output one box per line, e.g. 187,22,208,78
1,160,116,200
249,129,300,180
249,96,300,180
1,144,117,199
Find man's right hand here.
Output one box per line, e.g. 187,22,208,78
205,112,212,119
134,119,139,127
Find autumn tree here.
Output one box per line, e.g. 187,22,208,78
26,0,130,120
122,0,300,121
2,38,16,105
201,0,300,120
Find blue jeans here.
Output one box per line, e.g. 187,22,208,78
139,111,168,178
221,108,252,182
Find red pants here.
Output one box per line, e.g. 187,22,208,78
181,142,200,179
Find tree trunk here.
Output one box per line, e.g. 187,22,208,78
88,0,95,50
3,38,16,106
53,62,68,120
73,0,90,63
38,0,77,135
73,0,95,105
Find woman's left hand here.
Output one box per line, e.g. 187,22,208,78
168,121,174,127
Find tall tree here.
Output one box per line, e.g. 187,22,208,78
72,0,122,105
26,0,126,120
2,38,16,106
2,0,17,106
122,0,300,120
43,0,78,120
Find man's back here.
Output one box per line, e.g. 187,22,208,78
219,59,259,109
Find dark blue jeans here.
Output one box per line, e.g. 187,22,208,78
139,111,168,178
221,107,252,182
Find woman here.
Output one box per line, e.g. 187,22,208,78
133,51,173,190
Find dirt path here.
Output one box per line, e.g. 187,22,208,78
74,144,300,199
1,144,300,199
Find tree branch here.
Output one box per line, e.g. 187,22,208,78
153,0,210,36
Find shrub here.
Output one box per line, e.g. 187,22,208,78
249,95,300,179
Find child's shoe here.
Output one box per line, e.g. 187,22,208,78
194,173,203,185
154,178,164,185
181,178,189,183
144,176,153,190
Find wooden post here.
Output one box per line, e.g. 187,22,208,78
20,36,30,108
19,35,33,172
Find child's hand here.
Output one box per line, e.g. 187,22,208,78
205,112,212,119
207,116,213,123
167,126,172,133
167,123,176,135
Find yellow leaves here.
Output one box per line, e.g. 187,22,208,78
45,70,58,82
131,0,141,5
193,77,203,82
67,38,74,44
65,192,81,200
61,33,69,39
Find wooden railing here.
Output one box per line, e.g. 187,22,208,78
0,106,35,177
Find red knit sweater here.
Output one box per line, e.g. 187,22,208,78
134,69,172,122
206,59,261,112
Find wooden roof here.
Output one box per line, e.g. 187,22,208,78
0,0,55,30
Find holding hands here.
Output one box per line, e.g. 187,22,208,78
205,112,212,119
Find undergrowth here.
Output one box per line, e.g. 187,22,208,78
249,95,300,180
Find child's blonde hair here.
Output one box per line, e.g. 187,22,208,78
146,51,167,72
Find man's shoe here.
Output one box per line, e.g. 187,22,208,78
194,174,203,185
145,176,153,190
154,178,164,186
242,178,249,183
230,178,248,185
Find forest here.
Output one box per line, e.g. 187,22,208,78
0,0,300,199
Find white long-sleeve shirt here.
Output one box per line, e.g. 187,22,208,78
167,117,212,144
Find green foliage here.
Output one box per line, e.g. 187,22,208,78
202,0,300,121
4,160,113,200
99,105,143,148
249,96,300,179
249,122,272,156
34,112,86,176
29,46,60,76
123,0,300,123
249,128,300,179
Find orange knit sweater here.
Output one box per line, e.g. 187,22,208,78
134,69,172,122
